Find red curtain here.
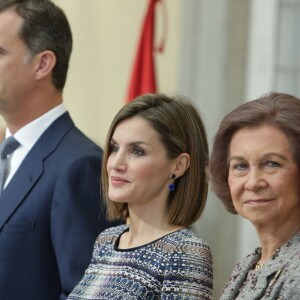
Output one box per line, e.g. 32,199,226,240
126,0,161,103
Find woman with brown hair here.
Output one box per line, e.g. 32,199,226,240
68,93,213,299
209,92,300,299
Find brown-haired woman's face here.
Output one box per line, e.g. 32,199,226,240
227,125,300,228
106,116,176,207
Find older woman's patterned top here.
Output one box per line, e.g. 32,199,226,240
220,231,300,300
68,225,213,300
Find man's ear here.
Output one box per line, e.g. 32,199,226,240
34,50,56,80
173,153,190,178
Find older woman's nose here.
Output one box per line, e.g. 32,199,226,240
244,168,267,191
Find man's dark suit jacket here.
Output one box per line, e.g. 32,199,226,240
0,112,111,300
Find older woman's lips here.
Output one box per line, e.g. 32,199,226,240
110,176,129,186
245,199,274,205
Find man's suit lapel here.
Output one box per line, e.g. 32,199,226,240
0,112,74,230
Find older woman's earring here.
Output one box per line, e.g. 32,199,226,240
169,174,176,192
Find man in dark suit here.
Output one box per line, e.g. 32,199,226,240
0,1,112,299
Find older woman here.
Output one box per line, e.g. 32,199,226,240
209,92,300,299
68,93,213,299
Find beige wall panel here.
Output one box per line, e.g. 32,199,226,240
54,0,181,146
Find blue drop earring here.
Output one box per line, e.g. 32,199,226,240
169,174,176,192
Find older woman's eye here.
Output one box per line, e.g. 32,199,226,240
232,163,248,171
265,160,280,168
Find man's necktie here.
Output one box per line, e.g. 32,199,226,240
0,136,20,193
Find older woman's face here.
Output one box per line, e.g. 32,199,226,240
228,125,300,228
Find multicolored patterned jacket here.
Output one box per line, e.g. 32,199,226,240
68,225,213,299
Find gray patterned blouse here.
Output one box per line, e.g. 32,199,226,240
220,231,300,300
